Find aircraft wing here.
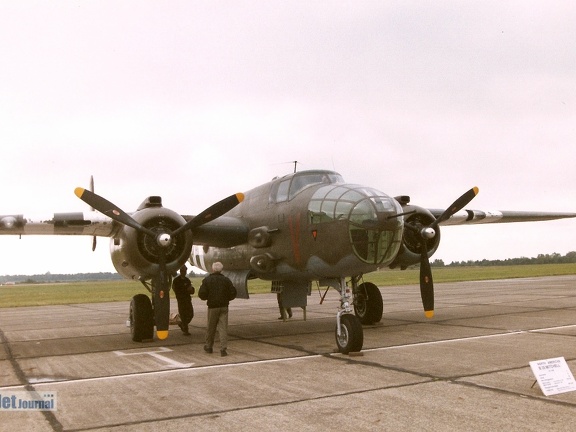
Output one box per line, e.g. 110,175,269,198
186,215,250,247
429,209,576,226
0,212,117,237
0,211,250,247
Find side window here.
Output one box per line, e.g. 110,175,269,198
289,175,312,199
276,180,290,202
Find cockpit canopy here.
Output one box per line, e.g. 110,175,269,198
270,170,344,203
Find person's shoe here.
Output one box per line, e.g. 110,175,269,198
203,345,213,354
220,349,228,357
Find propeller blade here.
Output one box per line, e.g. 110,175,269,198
89,175,95,211
172,192,244,237
411,187,478,319
153,247,171,339
89,177,96,250
432,187,479,228
419,243,434,318
74,187,157,237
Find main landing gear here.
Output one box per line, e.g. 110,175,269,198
129,277,172,342
353,281,384,325
326,276,384,354
129,294,154,342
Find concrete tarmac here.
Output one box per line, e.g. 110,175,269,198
1,275,576,431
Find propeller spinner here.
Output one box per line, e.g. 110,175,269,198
407,187,479,318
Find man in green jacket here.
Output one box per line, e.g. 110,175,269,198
198,262,237,357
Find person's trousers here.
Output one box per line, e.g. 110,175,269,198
205,307,229,350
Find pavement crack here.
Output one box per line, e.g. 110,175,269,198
0,327,65,432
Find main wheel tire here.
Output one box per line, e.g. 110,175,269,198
335,314,364,354
130,294,154,342
354,282,383,324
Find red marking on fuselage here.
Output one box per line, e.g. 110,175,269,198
288,213,301,264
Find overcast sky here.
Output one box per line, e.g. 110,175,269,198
1,1,575,276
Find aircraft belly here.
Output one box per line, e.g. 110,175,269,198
305,254,378,278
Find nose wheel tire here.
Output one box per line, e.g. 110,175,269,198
335,314,363,354
130,294,154,342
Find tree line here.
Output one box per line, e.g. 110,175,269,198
0,272,123,285
432,251,576,267
2,252,575,284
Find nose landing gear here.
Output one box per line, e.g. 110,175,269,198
329,277,364,354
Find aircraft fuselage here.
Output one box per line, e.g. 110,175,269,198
192,170,404,281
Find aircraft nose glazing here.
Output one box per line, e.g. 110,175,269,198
309,185,403,265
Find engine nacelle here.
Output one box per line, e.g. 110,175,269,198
110,205,193,281
389,203,440,270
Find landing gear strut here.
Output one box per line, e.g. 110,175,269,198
331,277,363,354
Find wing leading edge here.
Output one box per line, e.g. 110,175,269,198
429,209,576,226
0,212,117,237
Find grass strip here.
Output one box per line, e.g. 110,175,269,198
1,263,575,308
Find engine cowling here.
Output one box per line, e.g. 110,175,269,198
389,204,440,270
110,206,193,281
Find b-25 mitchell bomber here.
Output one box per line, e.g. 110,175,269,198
1,170,574,353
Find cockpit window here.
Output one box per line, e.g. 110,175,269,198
270,171,344,203
276,180,290,202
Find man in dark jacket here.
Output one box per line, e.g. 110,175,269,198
172,265,194,335
198,262,237,356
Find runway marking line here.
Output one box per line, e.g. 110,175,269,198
11,354,323,389
361,323,576,353
114,347,194,369
4,324,575,390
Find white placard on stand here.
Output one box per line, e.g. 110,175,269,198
529,357,576,396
